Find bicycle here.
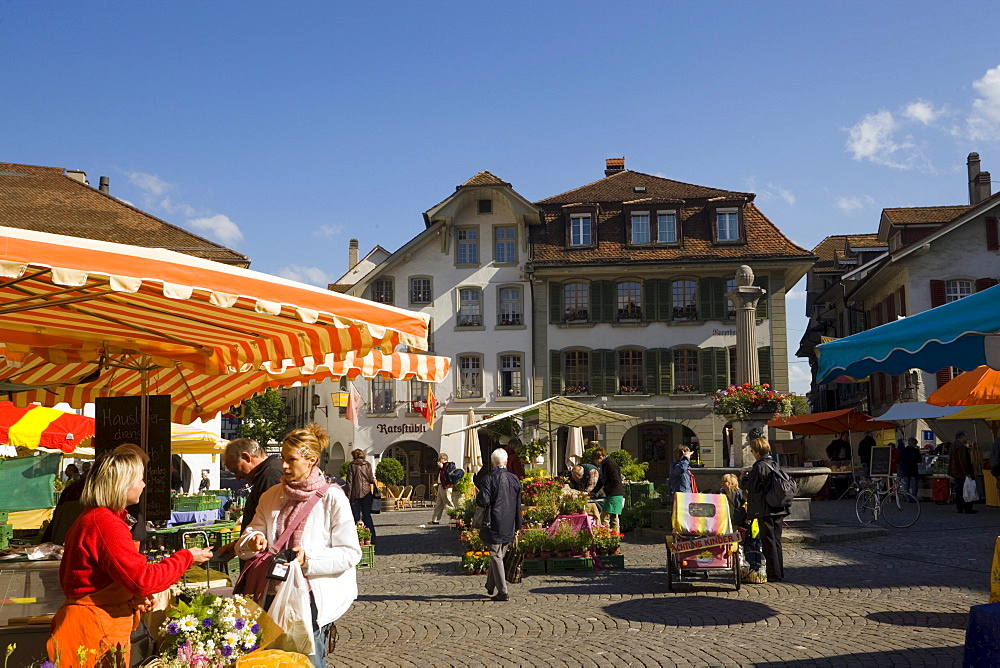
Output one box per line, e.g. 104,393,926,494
855,477,921,528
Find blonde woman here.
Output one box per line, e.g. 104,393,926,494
238,424,362,667
48,449,212,666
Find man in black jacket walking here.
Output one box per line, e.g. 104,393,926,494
477,448,522,602
743,437,789,582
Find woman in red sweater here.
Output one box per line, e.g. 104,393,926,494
47,449,213,667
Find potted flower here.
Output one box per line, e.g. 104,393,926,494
674,384,699,394
356,522,371,546
591,525,623,555
516,438,548,464
712,383,793,418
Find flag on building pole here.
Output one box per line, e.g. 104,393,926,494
345,384,362,426
419,386,438,430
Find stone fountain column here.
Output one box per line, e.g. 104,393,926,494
726,265,767,468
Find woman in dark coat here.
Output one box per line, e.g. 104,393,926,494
742,437,788,583
948,431,976,514
346,449,378,544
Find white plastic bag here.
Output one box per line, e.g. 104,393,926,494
268,560,315,657
964,476,979,503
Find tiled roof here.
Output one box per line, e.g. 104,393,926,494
531,200,811,265
811,234,881,262
0,162,248,266
536,169,752,205
459,171,510,188
882,205,973,225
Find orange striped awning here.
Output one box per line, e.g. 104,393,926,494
0,226,429,374
0,401,94,452
1,347,450,424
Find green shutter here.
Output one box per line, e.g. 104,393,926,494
698,348,713,394
758,346,772,387
713,347,728,393
657,349,673,395
644,348,658,395
713,278,728,320
602,281,616,322
604,349,617,395
657,279,671,322
550,350,563,396
699,278,714,321
588,282,601,323
642,280,657,322
755,276,769,319
549,282,563,324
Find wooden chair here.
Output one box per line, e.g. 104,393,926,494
382,484,401,510
412,484,426,507
396,484,414,510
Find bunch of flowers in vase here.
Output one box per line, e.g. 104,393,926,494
158,593,263,667
712,383,793,417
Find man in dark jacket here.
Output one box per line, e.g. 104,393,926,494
948,431,977,514
477,448,522,602
742,437,789,582
217,438,283,559
592,447,625,532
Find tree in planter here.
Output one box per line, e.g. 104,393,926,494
234,389,287,446
375,458,405,486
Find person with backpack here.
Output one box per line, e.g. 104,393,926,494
430,453,462,524
742,437,792,583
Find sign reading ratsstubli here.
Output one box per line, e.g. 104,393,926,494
95,395,172,522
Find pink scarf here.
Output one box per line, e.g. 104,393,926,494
275,467,327,550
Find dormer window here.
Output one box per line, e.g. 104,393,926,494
478,199,492,214
657,210,678,244
715,208,740,242
570,213,592,246
630,212,650,244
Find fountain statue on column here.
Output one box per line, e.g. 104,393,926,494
726,265,767,468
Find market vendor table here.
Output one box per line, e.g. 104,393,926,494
168,508,220,526
0,559,63,666
547,514,595,535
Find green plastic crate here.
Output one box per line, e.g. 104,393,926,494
546,557,593,573
599,554,625,569
357,544,375,569
522,559,546,575
0,510,9,523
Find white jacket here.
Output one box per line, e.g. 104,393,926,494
237,482,362,627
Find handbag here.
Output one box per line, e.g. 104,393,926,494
964,476,979,503
233,482,331,605
371,486,382,514
503,544,523,584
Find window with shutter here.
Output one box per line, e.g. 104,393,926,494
602,349,617,396
758,346,772,387
698,349,715,394
976,277,999,292
986,216,999,251
549,282,563,324
549,350,563,396
601,281,616,322
936,368,952,390
618,349,644,394
656,279,672,322
698,278,728,321
712,348,728,393
564,350,590,395
644,348,660,395
929,280,946,308
657,348,673,395
673,348,699,391
564,283,589,322
642,280,658,322
754,276,769,319
671,280,698,321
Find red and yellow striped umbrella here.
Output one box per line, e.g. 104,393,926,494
0,225,429,374
0,401,93,452
0,347,450,424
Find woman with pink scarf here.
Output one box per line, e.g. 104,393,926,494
238,424,362,667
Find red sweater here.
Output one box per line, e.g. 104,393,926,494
59,507,193,599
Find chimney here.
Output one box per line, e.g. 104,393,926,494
976,171,992,204
65,169,88,185
348,238,359,269
605,157,625,177
98,176,109,194
968,152,982,204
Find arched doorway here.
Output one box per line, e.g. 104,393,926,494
623,422,701,482
384,441,438,496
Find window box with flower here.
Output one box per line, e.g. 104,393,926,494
673,384,699,394
563,385,590,396
617,385,647,395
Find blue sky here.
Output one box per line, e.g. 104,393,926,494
2,2,999,395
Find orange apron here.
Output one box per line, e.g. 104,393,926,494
47,581,139,668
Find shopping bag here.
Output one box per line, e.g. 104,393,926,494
503,545,523,584
269,560,315,657
371,487,382,514
964,476,980,503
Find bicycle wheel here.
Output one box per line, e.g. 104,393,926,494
856,489,878,524
881,489,920,528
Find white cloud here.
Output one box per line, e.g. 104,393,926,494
158,196,197,218
903,99,943,126
785,286,807,303
771,184,796,205
836,195,876,213
788,362,813,396
277,265,331,286
967,64,1000,141
127,171,171,197
845,110,920,169
313,224,343,239
187,214,244,245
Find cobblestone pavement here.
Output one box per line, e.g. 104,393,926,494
332,498,996,667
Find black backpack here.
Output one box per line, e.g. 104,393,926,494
447,463,465,485
764,464,797,509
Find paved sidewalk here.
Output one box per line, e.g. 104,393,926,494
333,499,996,667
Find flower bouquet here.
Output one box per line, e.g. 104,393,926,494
712,383,792,418
461,550,490,574
159,593,263,667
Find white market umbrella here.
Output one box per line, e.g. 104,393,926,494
463,409,482,474
566,426,584,469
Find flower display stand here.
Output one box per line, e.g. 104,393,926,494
357,544,375,569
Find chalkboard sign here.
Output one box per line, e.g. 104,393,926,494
95,395,172,522
870,445,893,477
